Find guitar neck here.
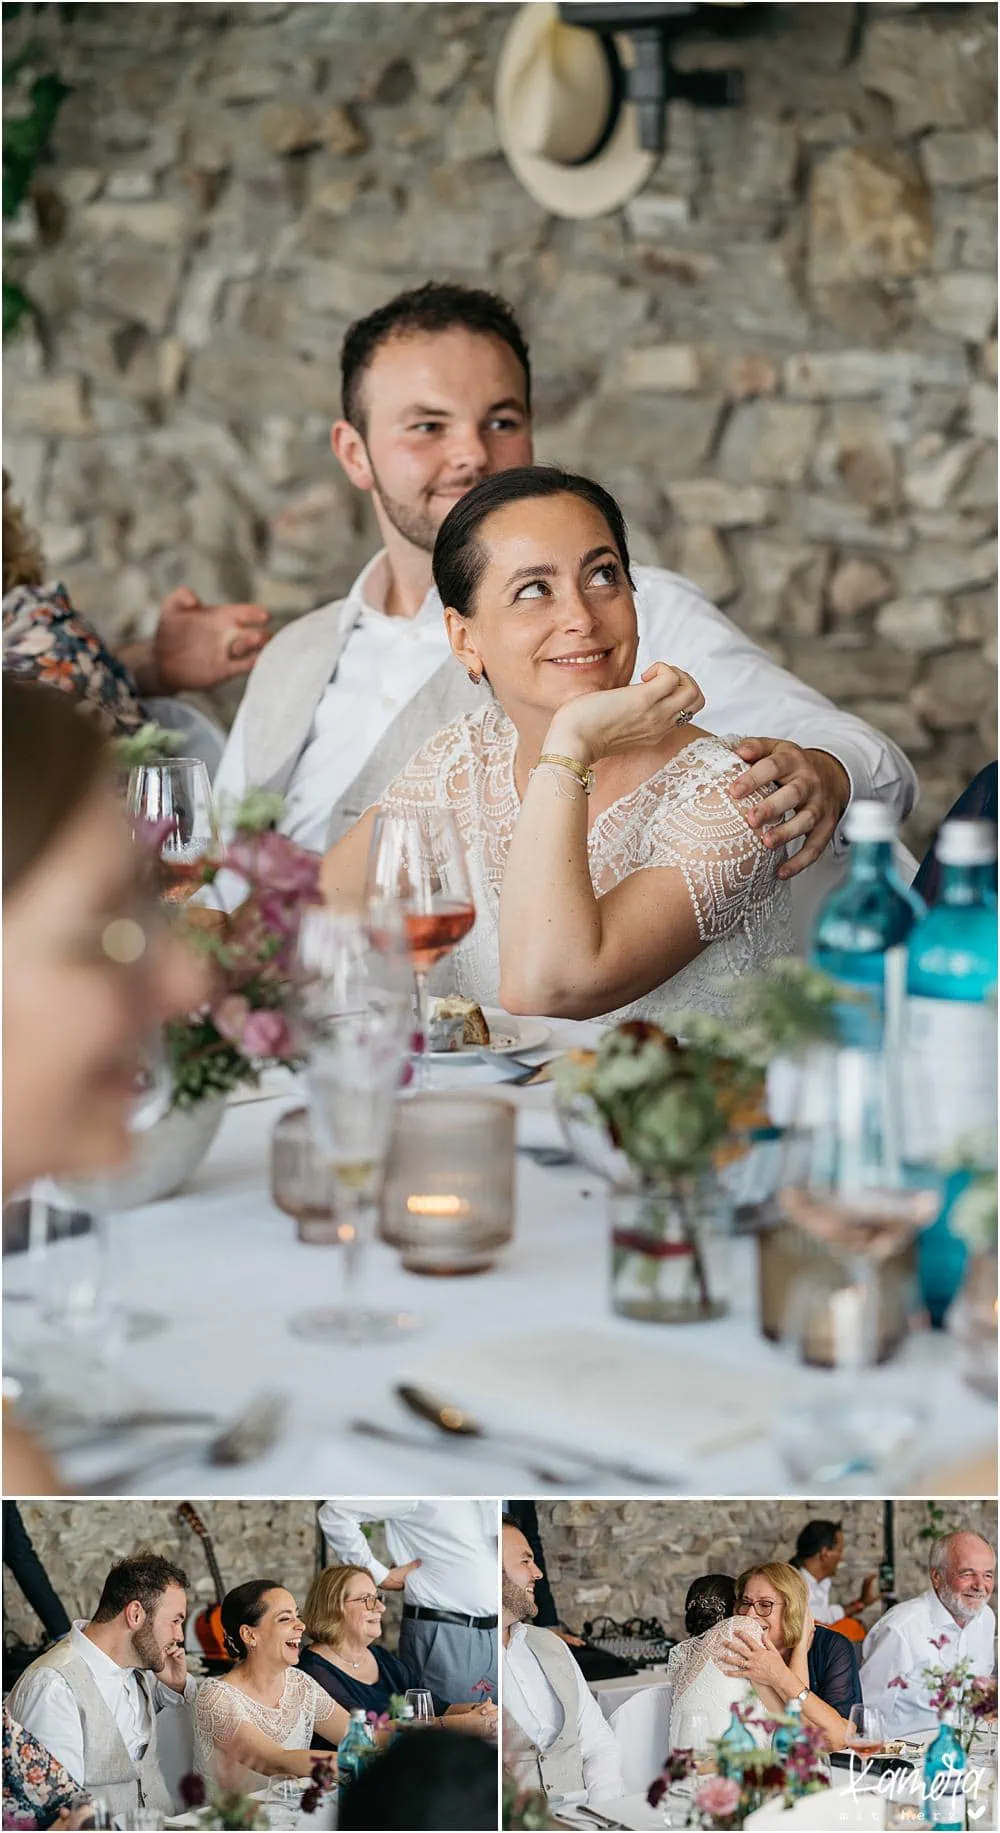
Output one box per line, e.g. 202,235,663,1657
179,1505,225,1608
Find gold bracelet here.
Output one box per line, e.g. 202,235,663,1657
531,752,595,795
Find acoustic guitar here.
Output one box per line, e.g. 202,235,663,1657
178,1502,228,1664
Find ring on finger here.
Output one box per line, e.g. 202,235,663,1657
675,709,695,726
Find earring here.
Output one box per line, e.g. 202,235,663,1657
467,670,482,686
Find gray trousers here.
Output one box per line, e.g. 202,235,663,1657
398,1615,498,1707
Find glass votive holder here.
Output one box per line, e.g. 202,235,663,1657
270,1106,345,1246
380,1095,515,1275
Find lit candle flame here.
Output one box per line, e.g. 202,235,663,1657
405,1194,472,1218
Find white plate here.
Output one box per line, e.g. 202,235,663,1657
428,1008,551,1059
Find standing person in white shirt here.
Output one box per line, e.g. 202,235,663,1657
501,1516,624,1811
791,1519,879,1629
860,1532,996,1736
317,1500,497,1707
214,282,917,926
7,1554,196,1824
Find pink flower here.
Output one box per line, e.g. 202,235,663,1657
227,830,320,899
242,1008,294,1059
888,1676,909,1689
696,1777,742,1818
930,1633,953,1651
213,994,250,1044
134,814,177,854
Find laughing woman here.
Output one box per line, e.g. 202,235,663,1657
321,467,792,1025
194,1583,349,1791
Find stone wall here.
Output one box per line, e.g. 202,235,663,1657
535,1499,998,1635
3,1500,402,1651
2,2,996,847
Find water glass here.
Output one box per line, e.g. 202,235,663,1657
847,1703,886,1752
404,1687,435,1723
380,1095,516,1275
270,1106,342,1245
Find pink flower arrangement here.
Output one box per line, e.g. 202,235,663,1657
162,803,322,1107
696,1776,743,1821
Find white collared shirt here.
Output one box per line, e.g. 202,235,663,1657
802,1570,841,1626
215,552,917,855
318,1500,497,1618
503,1621,624,1806
8,1622,195,1787
860,1589,997,1735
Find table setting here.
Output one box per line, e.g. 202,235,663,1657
3,765,996,1497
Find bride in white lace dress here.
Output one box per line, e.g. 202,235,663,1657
194,1583,347,1793
323,467,792,1024
667,1615,771,1749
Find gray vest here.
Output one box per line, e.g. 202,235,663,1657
238,596,483,846
8,1636,174,1820
519,1626,588,1801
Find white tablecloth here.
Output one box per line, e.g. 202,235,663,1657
587,1782,886,1832
5,1023,995,1495
591,1666,672,1720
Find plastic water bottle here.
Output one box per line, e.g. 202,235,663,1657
810,800,924,1049
337,1708,375,1796
924,1715,967,1830
771,1696,805,1760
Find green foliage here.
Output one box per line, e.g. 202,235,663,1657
677,958,860,1067
3,11,72,338
225,787,285,834
112,722,186,768
918,1500,962,1543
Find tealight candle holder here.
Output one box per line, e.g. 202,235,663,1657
380,1095,515,1275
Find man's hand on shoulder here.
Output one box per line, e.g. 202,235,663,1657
730,738,851,879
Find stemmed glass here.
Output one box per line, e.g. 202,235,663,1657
127,758,219,905
289,906,418,1343
365,809,476,1088
846,1704,885,1755
404,1688,435,1724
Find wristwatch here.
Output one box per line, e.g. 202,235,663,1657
791,1686,809,1708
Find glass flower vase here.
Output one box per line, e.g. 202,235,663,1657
610,1174,731,1324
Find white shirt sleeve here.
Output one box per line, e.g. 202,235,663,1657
317,1500,421,1588
212,694,249,824
568,1659,625,1802
859,1618,911,1723
635,570,919,849
6,1669,86,1786
153,1673,198,1712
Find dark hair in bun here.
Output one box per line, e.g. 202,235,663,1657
220,1580,282,1661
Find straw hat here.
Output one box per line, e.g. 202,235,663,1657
494,1,657,220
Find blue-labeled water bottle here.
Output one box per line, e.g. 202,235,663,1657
771,1696,805,1761
337,1708,375,1797
924,1714,967,1830
810,800,925,1049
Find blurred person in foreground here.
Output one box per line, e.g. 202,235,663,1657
2,1706,94,1829
2,678,206,1493
2,470,269,734
338,1728,498,1831
860,1532,996,1736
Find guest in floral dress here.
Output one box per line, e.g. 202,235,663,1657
2,1708,92,1830
2,471,270,735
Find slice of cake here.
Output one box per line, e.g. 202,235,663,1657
433,995,491,1048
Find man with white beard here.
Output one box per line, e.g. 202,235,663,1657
859,1532,996,1736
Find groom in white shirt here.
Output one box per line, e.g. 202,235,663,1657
215,282,917,924
8,1553,195,1822
502,1515,624,1809
860,1531,996,1737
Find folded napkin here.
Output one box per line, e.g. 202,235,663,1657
402,1328,786,1485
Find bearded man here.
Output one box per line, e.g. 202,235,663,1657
859,1532,996,1736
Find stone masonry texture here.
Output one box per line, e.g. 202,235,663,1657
2,1501,405,1652
534,1499,998,1635
1,2,996,849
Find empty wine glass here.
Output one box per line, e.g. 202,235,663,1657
365,808,475,1088
404,1688,435,1724
128,758,219,906
290,907,418,1342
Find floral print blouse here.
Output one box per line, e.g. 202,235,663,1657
2,1707,90,1829
2,580,147,736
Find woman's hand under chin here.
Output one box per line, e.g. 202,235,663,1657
543,662,705,767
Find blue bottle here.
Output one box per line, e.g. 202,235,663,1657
337,1708,375,1797
771,1696,805,1760
924,1715,967,1830
811,800,925,1049
905,820,998,1325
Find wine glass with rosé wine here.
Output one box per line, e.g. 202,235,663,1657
365,808,476,1090
127,758,219,907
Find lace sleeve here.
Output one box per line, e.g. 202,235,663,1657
302,1672,338,1741
639,753,782,945
195,1679,248,1754
377,715,477,817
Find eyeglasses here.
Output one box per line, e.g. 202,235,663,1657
736,1597,775,1618
349,1592,385,1610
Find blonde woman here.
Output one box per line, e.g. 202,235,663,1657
717,1563,858,1749
299,1567,497,1747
